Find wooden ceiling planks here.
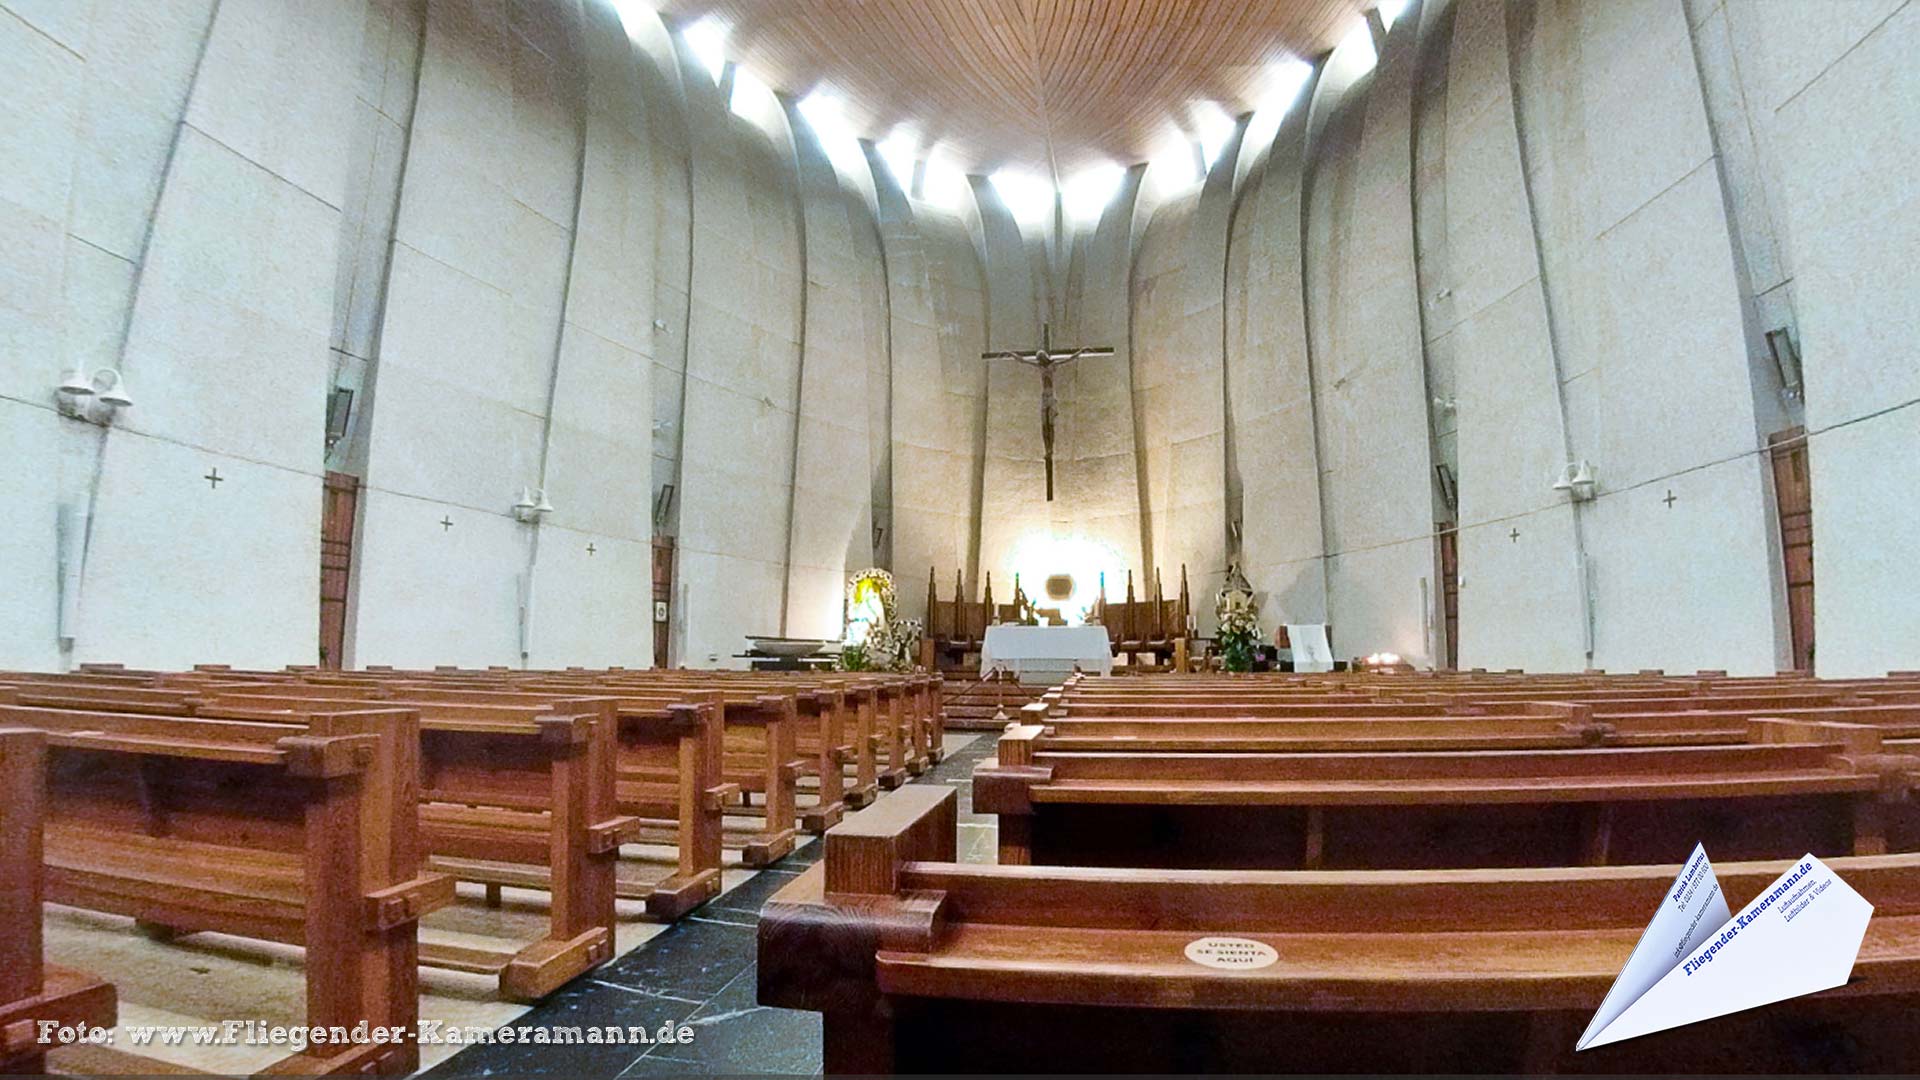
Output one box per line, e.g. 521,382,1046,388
655,0,1368,179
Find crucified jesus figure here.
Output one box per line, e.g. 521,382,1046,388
981,323,1113,501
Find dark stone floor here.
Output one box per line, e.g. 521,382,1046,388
423,734,998,1078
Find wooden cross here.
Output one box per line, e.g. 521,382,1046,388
982,323,1113,501
1509,528,1520,542
439,516,453,531
204,468,223,489
1663,490,1677,508
586,542,597,556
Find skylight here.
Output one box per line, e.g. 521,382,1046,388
1062,162,1124,226
920,148,970,209
682,16,727,83
1192,102,1235,168
877,129,919,194
989,168,1055,226
796,89,869,178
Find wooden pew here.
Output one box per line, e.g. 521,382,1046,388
497,669,873,835
180,667,794,870
194,689,636,1000
261,665,941,804
1019,702,1612,752
0,705,449,1074
0,728,117,1077
369,681,728,918
761,784,1920,1074
978,719,1920,870
13,679,644,1000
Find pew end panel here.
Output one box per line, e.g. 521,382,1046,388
759,786,955,1074
0,728,118,1077
18,708,450,1075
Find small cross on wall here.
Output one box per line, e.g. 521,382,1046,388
1663,489,1677,508
204,468,224,489
586,543,597,556
439,516,454,531
1509,528,1520,543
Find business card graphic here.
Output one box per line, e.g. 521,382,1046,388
1577,845,1873,1050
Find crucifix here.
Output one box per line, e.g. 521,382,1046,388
981,323,1113,501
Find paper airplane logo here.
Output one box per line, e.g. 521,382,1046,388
1577,844,1874,1050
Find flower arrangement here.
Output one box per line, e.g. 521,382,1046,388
864,617,923,673
1215,605,1261,673
838,567,920,672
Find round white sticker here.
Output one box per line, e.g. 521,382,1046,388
1183,936,1278,970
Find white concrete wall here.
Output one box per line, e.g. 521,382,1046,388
3,0,361,670
1130,158,1234,627
1507,0,1779,674
873,160,988,619
782,98,879,640
1227,69,1331,631
1439,0,1591,670
973,179,1049,598
673,62,804,667
3,0,1913,674
1729,0,1920,676
352,0,588,668
1047,171,1146,616
1304,13,1441,666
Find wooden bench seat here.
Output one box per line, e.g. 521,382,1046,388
979,721,1920,870
760,783,1920,1074
45,824,308,940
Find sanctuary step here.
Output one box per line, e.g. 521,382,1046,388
939,675,1045,732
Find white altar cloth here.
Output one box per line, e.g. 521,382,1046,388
979,625,1113,682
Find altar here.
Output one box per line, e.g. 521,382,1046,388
980,624,1113,684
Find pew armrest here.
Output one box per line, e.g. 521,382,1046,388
588,814,643,855
825,785,957,897
704,783,742,811
363,873,456,931
279,732,381,777
973,763,1052,816
1750,717,1883,755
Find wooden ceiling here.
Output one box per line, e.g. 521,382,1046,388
655,0,1368,180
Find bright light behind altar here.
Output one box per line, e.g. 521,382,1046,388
1005,534,1128,625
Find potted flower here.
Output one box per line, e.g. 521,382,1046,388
1216,606,1261,673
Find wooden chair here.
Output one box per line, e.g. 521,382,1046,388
1091,568,1192,668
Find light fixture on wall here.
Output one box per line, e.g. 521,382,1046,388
59,368,94,397
55,367,134,423
652,483,677,529
1551,460,1598,502
1434,463,1458,512
1765,326,1804,401
95,370,134,408
324,386,354,450
512,486,555,524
